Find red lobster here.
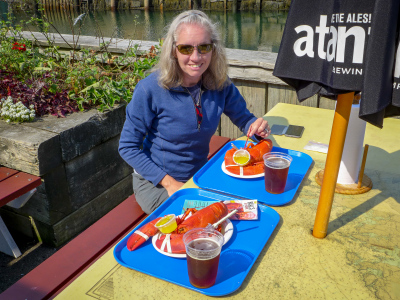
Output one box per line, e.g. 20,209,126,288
126,202,229,254
224,139,273,175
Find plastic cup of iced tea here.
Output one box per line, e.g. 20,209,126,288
263,152,293,194
183,228,224,289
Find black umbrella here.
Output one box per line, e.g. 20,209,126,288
273,0,400,238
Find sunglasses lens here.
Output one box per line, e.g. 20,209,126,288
177,45,194,55
198,44,213,54
177,44,213,55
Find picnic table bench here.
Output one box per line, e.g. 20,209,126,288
0,167,42,258
0,135,230,300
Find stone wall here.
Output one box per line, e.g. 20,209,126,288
0,105,133,246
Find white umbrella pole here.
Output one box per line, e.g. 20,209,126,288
313,92,354,239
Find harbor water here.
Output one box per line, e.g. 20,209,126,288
0,4,287,52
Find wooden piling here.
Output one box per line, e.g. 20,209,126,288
110,0,116,10
60,2,66,25
256,0,261,10
232,0,238,12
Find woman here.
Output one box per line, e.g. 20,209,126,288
119,10,270,214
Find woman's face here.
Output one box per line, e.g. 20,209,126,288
175,23,212,87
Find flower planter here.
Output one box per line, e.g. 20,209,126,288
0,104,133,246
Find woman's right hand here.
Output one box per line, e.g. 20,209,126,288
160,174,185,196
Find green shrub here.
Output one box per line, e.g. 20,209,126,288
0,5,160,117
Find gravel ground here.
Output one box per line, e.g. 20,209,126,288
0,232,58,294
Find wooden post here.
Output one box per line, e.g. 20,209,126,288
312,92,354,239
144,0,149,9
255,0,261,10
110,0,116,10
232,0,237,12
188,0,191,9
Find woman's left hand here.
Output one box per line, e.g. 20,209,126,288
247,118,271,139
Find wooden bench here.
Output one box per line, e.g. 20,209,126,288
0,194,147,300
0,135,230,299
208,135,231,160
0,167,42,258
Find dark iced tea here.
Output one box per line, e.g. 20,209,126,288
186,238,221,288
264,155,291,194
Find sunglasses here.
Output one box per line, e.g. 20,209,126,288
176,43,213,55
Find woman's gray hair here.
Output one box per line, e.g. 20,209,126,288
156,10,228,90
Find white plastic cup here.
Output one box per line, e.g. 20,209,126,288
263,152,292,194
183,228,224,289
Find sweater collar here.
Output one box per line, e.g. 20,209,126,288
170,82,207,93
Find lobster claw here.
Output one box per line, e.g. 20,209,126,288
126,217,161,251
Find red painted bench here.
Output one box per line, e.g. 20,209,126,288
208,135,230,159
0,135,230,299
0,167,42,258
0,167,42,207
0,194,147,300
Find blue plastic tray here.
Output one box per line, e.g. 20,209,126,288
193,140,313,206
114,188,280,296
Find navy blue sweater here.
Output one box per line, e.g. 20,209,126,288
118,72,257,186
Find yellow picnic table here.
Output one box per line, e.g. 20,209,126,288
54,103,400,300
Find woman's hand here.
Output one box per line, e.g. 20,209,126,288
247,117,271,139
160,174,185,196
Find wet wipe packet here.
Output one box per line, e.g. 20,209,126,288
182,199,258,220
